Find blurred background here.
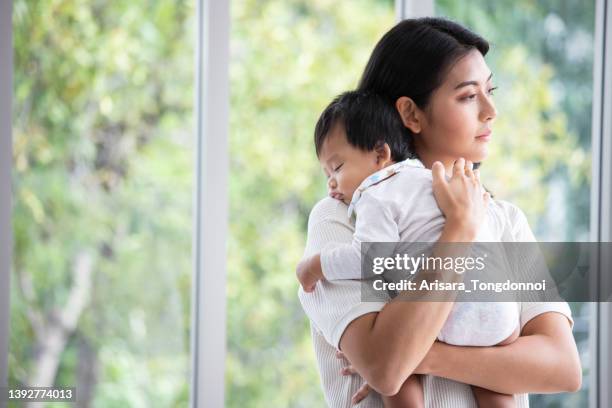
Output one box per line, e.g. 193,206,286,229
8,0,594,406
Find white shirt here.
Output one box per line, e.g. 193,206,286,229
320,160,523,347
298,196,574,408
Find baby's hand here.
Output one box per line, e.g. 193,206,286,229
296,254,323,292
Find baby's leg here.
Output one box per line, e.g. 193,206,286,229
382,374,424,408
472,386,516,408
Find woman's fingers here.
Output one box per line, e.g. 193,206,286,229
465,160,475,181
351,383,372,405
431,161,446,185
341,365,357,376
336,350,356,376
483,191,491,206
453,157,466,178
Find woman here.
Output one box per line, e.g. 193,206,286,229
298,17,581,407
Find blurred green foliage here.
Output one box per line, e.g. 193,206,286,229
12,0,195,406
437,0,594,241
227,1,394,406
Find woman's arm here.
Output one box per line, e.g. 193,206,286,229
338,159,489,396
416,311,582,394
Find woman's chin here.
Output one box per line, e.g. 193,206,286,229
467,148,489,163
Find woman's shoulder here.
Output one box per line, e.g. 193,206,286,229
491,199,531,227
491,199,536,242
491,199,526,222
309,197,351,226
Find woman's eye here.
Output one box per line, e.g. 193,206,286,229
334,163,343,172
461,87,497,101
461,94,477,101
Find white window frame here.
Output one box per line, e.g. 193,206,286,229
395,0,434,20
591,1,612,407
190,0,229,407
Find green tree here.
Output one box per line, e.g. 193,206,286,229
227,0,394,405
12,0,194,406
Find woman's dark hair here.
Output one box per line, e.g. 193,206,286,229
358,17,489,107
314,90,413,162
357,17,489,164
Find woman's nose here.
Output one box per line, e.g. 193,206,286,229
480,94,497,122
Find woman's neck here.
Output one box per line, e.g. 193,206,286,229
415,151,455,176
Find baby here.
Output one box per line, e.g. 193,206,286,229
297,91,519,408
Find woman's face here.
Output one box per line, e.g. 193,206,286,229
414,50,497,170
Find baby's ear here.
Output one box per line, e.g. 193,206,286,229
375,142,392,166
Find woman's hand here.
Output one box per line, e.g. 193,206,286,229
336,350,373,405
431,158,490,240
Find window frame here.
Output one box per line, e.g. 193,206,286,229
190,0,230,407
591,1,612,407
396,0,434,20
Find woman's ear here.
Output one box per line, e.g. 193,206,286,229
375,143,392,167
396,96,422,134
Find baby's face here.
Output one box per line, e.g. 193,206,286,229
318,124,383,205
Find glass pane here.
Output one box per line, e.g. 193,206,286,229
436,1,595,406
227,0,395,405
11,1,195,406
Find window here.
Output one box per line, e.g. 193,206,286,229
2,1,611,407
9,1,195,405
435,1,596,406
226,0,395,405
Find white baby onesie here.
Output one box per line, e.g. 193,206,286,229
320,159,519,346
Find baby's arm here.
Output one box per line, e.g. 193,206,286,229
296,253,323,292
296,193,400,291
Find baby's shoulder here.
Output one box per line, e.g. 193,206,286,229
360,167,434,215
381,166,433,191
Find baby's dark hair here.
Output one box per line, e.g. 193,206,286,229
314,90,415,162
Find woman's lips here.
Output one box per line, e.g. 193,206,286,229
476,130,492,141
